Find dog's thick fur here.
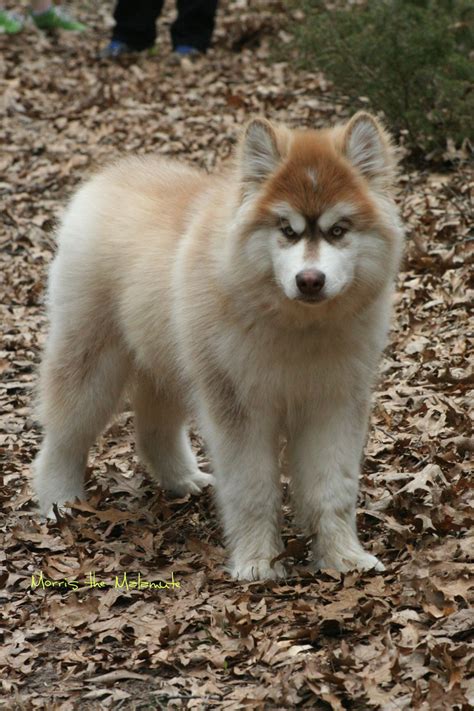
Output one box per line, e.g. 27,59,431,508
33,113,403,580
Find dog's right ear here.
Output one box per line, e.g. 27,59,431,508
240,118,280,195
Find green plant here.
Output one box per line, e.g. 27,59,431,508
287,0,473,157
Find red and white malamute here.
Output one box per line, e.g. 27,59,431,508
34,112,403,580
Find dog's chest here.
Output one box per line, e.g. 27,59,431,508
218,320,358,404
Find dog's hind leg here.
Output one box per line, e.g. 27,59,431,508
33,325,130,517
133,372,214,496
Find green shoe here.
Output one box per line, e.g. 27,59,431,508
32,5,86,32
0,10,24,34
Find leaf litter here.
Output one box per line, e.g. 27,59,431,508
0,1,472,708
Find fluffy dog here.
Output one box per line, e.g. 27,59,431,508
33,112,403,580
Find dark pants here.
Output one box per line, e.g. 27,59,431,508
112,0,219,52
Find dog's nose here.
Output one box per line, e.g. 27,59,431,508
295,269,326,296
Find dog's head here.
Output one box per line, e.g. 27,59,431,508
232,113,403,316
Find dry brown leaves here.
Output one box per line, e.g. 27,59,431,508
1,1,473,709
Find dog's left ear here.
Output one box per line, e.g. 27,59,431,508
240,118,280,194
343,112,397,187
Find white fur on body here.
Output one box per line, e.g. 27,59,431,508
34,114,403,580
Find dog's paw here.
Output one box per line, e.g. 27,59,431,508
166,471,215,497
231,558,287,581
314,550,385,573
39,502,73,521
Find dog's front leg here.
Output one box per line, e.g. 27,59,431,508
289,397,384,573
202,407,286,581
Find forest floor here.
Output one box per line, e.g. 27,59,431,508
1,1,472,709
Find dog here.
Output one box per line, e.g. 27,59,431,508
33,112,403,580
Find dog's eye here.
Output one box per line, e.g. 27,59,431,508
280,221,298,239
329,224,347,239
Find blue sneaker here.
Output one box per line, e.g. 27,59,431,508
99,40,135,58
174,44,201,57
